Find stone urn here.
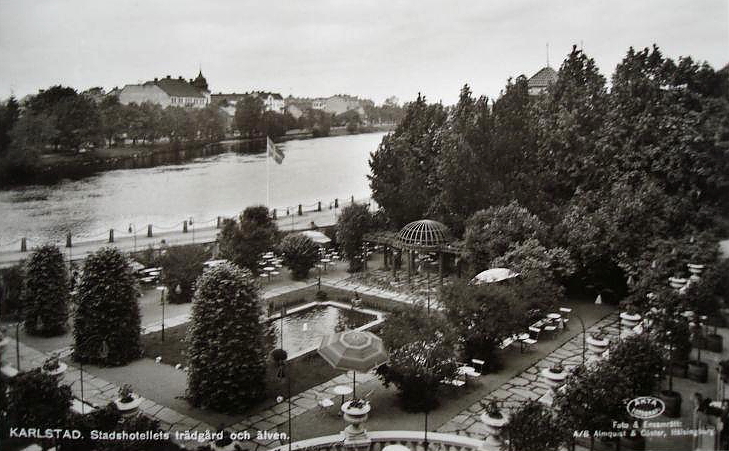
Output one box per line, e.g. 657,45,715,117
341,400,371,443
687,263,705,277
115,385,142,416
620,312,642,329
42,361,68,376
541,366,568,391
587,335,609,358
480,409,509,447
669,277,688,290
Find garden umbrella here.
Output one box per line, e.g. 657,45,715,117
318,330,388,397
471,268,519,285
301,230,332,244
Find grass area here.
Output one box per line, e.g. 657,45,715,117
142,323,344,411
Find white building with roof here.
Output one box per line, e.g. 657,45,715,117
117,71,210,108
527,66,558,95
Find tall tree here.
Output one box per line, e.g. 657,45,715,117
336,203,374,272
23,244,69,336
218,205,278,274
0,96,20,155
234,95,265,137
187,262,267,412
73,247,142,365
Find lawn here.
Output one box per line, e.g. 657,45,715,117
141,285,395,413
142,323,344,403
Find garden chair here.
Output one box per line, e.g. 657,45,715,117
471,358,485,376
528,326,541,340
543,324,557,339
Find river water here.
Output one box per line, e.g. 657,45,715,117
0,132,385,246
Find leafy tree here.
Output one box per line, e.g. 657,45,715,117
234,95,265,137
159,244,208,303
187,263,267,412
163,106,195,142
73,247,142,365
218,205,278,274
554,364,633,451
99,96,126,147
196,105,227,141
369,94,448,227
279,233,320,279
498,400,568,451
463,201,547,273
5,369,72,441
0,264,25,318
23,244,70,336
605,334,664,397
490,238,575,283
534,46,609,204
0,96,20,155
440,279,526,369
376,305,457,411
336,203,374,272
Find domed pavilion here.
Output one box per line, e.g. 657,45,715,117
363,219,463,283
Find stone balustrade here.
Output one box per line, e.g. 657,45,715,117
268,430,491,451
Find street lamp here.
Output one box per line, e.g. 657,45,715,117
418,253,436,314
156,286,168,342
74,336,109,414
128,224,137,254
572,313,587,365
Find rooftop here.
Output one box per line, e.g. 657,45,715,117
527,66,558,89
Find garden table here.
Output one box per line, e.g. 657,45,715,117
332,385,353,415
264,266,275,281
321,258,331,270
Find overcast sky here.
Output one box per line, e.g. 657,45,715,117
1,0,727,105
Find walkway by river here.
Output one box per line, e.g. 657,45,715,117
0,197,373,268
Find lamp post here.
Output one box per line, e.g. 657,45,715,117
189,217,195,244
75,337,109,414
156,286,168,342
573,313,587,365
128,224,137,254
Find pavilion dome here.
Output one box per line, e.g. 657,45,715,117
396,219,451,250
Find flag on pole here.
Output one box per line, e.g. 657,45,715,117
267,136,285,164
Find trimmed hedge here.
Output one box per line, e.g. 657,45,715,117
186,262,268,412
23,244,69,336
73,247,142,366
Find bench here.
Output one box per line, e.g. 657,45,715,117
442,378,466,387
499,336,516,350
520,338,537,353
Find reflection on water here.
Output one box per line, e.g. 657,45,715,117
269,305,377,356
0,133,385,244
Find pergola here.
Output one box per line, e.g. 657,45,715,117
363,219,464,283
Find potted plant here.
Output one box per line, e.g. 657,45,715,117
480,399,508,441
41,352,67,376
115,384,142,415
341,398,371,442
541,363,568,390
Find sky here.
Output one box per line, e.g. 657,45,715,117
0,0,727,105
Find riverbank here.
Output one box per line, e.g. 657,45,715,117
0,126,393,189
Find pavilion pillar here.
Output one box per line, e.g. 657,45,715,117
407,250,412,284
383,245,390,270
392,250,398,279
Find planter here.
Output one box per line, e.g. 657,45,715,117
669,277,688,290
687,361,709,383
341,401,371,443
620,312,642,329
114,395,142,416
540,368,568,391
659,390,682,418
586,336,609,358
704,334,723,353
42,362,67,376
480,411,509,441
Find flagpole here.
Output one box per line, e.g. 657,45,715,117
266,136,271,210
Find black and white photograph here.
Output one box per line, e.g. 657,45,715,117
0,1,728,450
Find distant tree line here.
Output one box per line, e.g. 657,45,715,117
0,86,227,184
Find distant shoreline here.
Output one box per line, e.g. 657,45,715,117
2,126,394,189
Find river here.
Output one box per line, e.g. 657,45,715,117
0,132,386,246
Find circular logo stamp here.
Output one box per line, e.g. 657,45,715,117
627,396,665,419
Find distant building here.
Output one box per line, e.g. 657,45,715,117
527,66,558,95
116,71,211,108
311,95,365,116
211,91,285,113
